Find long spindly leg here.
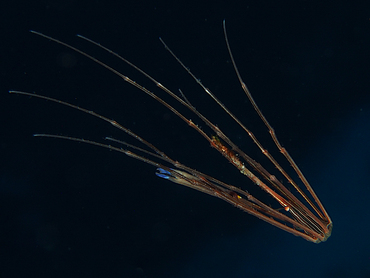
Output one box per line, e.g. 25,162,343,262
221,21,332,230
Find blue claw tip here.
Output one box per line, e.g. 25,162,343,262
156,168,171,179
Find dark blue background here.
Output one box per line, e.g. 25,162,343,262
1,1,370,277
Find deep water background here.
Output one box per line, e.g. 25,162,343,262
1,1,370,277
